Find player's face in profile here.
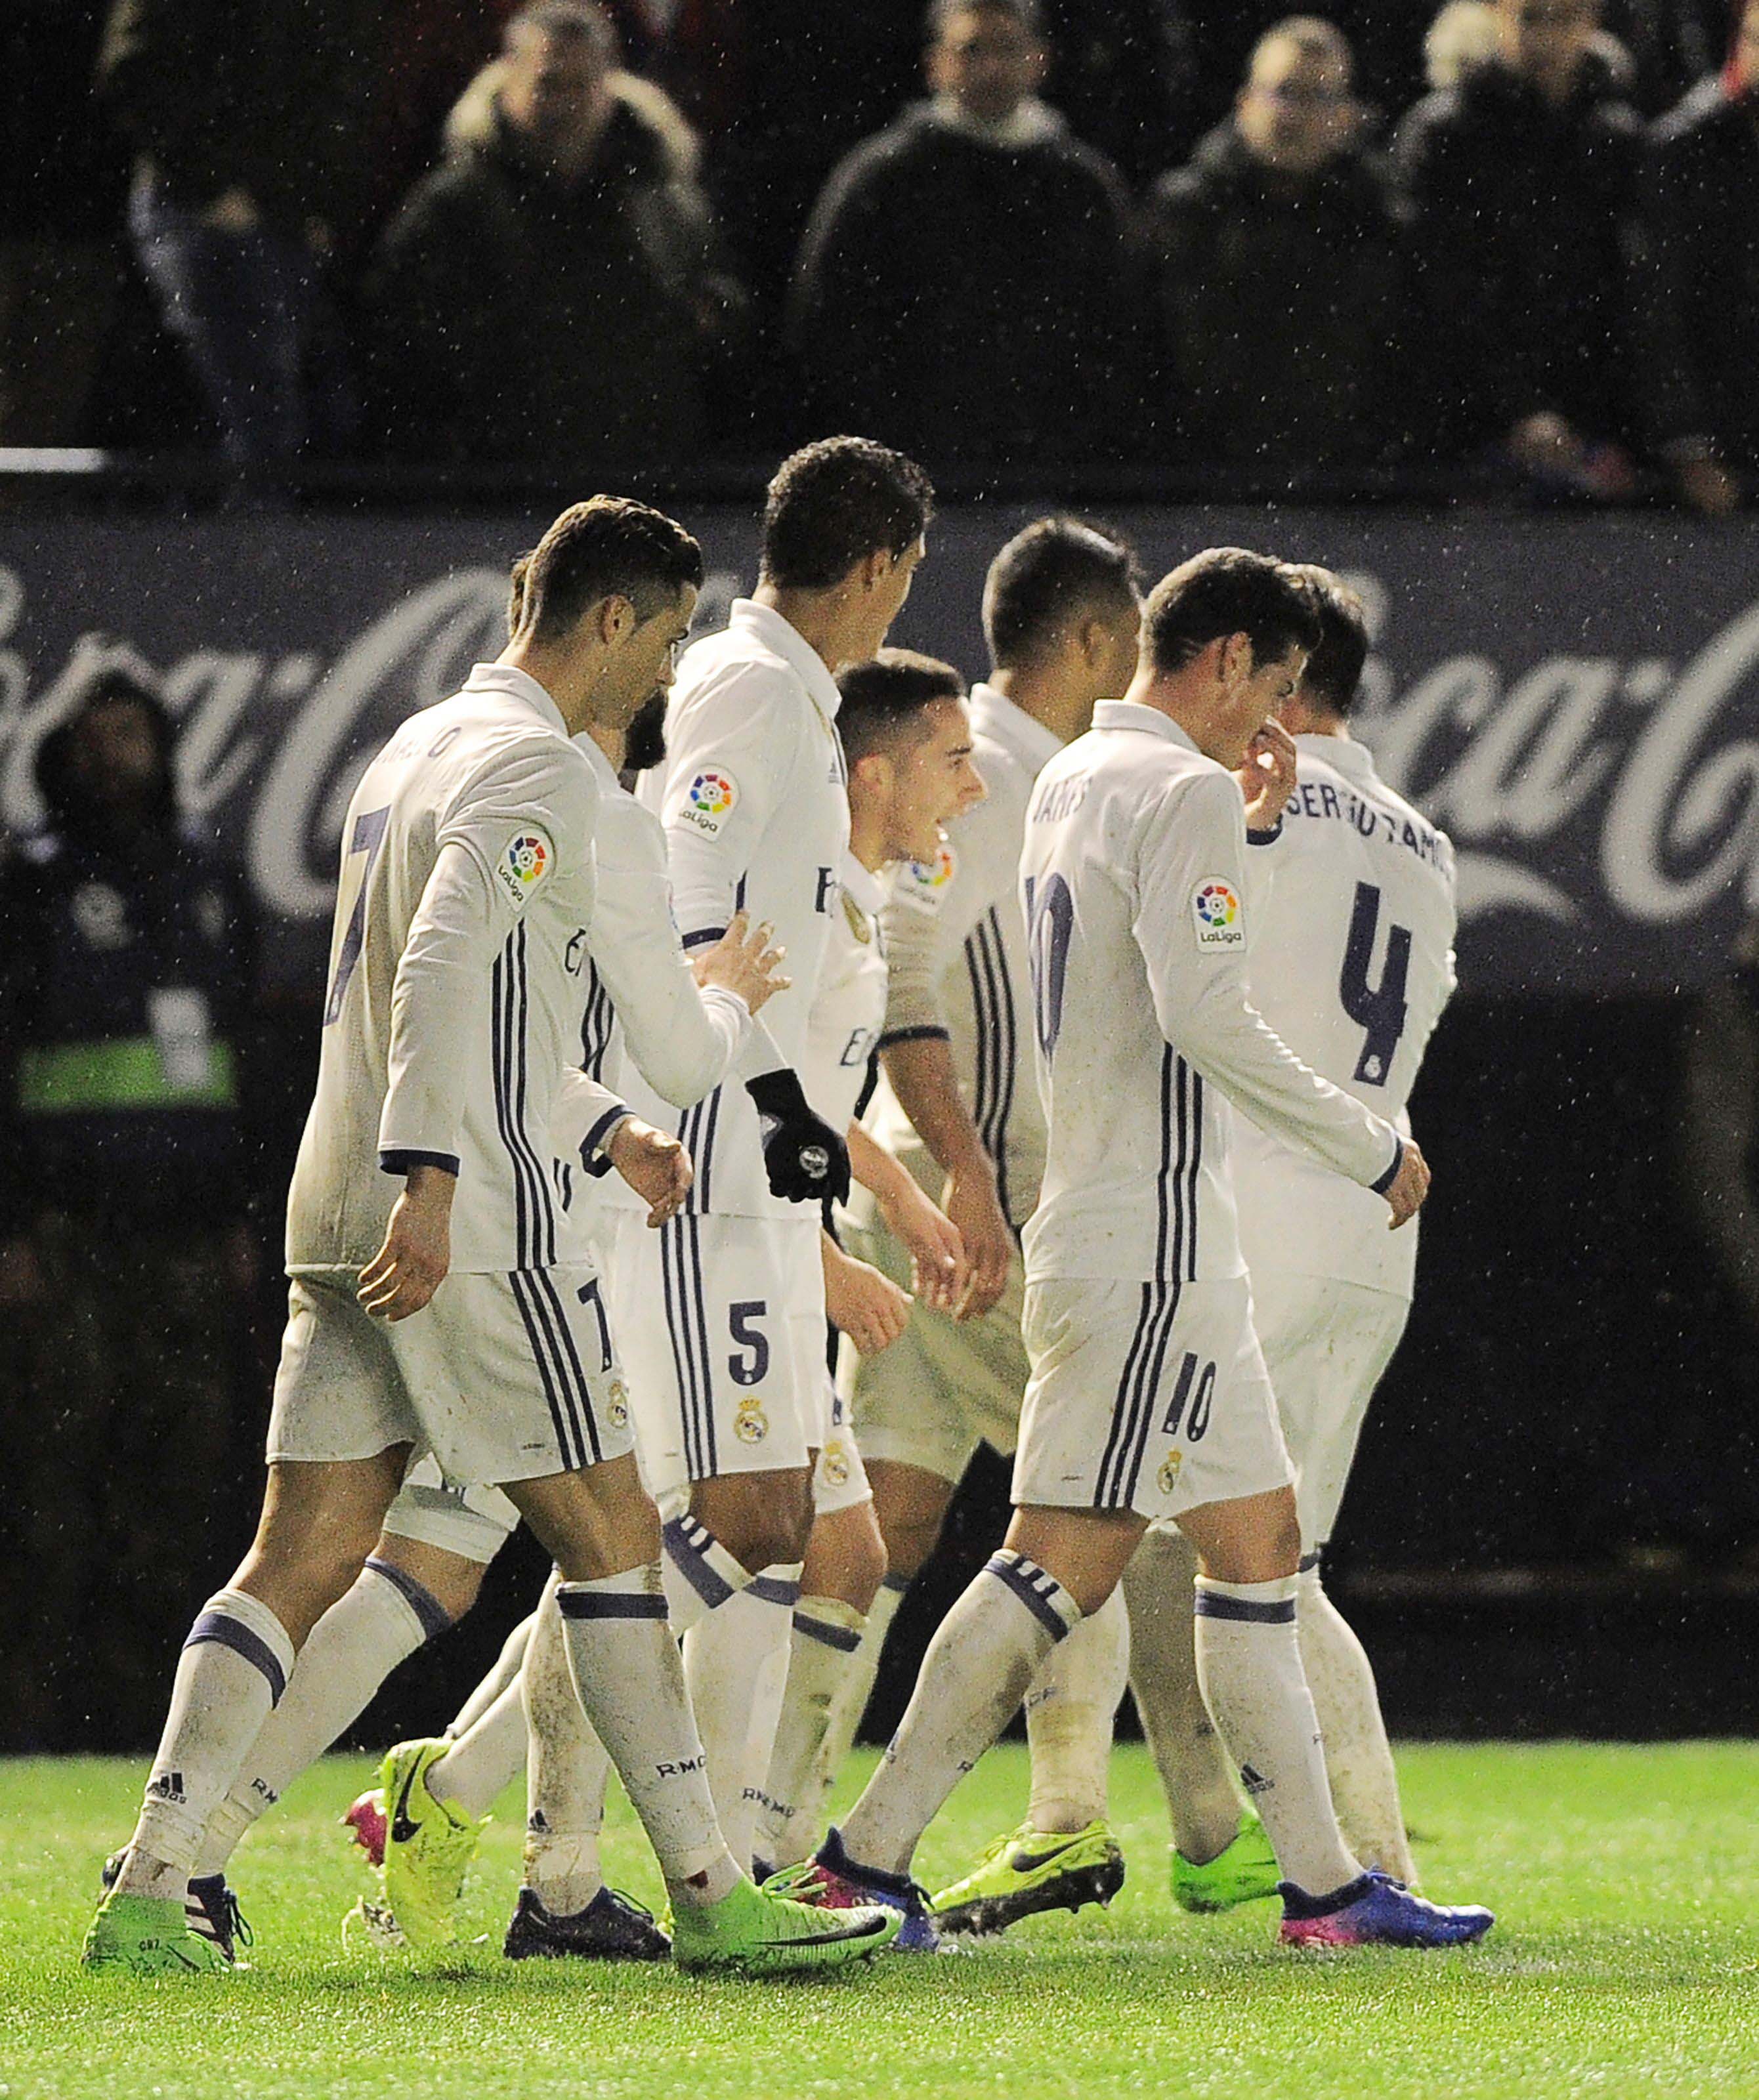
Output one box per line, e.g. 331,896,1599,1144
620,583,697,713
883,696,985,864
1218,643,1305,767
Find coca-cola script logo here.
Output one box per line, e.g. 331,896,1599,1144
1,554,1753,990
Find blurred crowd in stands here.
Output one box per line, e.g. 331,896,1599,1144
2,0,1756,501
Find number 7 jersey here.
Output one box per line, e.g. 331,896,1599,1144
1233,734,1457,1297
1018,700,1404,1288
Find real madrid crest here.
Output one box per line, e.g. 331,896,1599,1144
734,1396,769,1445
1158,1449,1183,1497
606,1379,630,1431
822,1443,851,1487
841,890,872,944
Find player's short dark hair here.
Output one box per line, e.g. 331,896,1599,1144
1141,548,1321,677
518,497,702,643
759,437,935,591
928,0,1042,39
982,516,1141,672
836,649,967,767
506,551,533,637
1286,564,1369,716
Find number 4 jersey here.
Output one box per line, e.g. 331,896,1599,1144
1233,734,1458,1299
1018,700,1405,1289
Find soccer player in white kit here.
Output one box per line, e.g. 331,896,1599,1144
1124,566,1458,1894
750,649,986,1874
829,518,1147,1927
83,499,898,1977
794,549,1489,1950
608,439,935,1870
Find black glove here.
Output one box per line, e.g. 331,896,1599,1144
745,1068,851,1205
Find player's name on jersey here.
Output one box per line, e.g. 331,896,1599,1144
1283,778,1449,870
1030,772,1091,826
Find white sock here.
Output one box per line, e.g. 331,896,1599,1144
121,1590,297,1898
1121,1526,1242,1862
522,1586,610,1915
1193,1573,1359,1897
753,1595,867,1870
196,1557,450,1876
810,1568,908,1811
1025,1583,1130,1831
839,1551,1081,1877
556,1566,740,1908
1298,1563,1415,1882
661,1512,755,1634
427,1676,530,1820
682,1562,800,1872
446,1609,536,1739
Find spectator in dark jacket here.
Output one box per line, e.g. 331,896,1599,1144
98,0,371,465
1144,16,1411,488
788,0,1137,473
362,0,745,469
0,669,260,1750
1395,0,1643,495
1634,0,1759,511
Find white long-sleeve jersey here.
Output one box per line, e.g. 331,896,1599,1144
800,852,889,1133
286,663,619,1276
1018,700,1404,1286
869,682,1059,1231
624,597,850,1220
1233,734,1458,1297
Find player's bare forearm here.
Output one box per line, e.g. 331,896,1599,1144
849,1121,965,1311
821,1228,911,1356
359,1163,455,1321
881,1032,1011,1317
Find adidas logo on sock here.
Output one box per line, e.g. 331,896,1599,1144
1240,1763,1273,1797
147,1771,188,1804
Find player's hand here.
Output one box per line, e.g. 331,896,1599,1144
877,1175,966,1312
606,1116,693,1227
692,910,791,1016
359,1165,454,1320
1235,718,1299,833
823,1240,912,1356
1383,1137,1430,1230
746,1068,851,1205
942,1164,1013,1320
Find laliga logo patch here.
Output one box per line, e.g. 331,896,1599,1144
1191,878,1244,952
897,841,955,912
734,1396,769,1445
494,826,554,910
682,769,738,835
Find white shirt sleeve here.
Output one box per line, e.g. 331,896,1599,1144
880,800,1003,1044
1134,770,1403,1193
657,670,783,946
549,1068,634,1174
587,811,753,1107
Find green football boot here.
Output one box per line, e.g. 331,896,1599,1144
1171,1813,1280,1914
669,1874,901,1974
928,1820,1125,1937
377,1739,488,1950
81,1891,232,1977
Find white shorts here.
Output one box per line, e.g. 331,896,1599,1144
610,1209,828,1495
840,1212,1028,1484
1250,1269,1410,1553
266,1264,635,1487
814,1371,872,1517
1014,1274,1293,1522
381,1453,520,1566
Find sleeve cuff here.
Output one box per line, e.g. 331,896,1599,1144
878,1024,952,1050
681,926,726,951
378,1148,460,1178
1246,820,1284,846
1369,1135,1404,1196
579,1102,632,1177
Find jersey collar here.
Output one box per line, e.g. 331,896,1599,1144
840,850,887,915
969,682,1064,772
464,662,569,738
1091,698,1200,754
729,599,844,722
571,726,629,797
1298,731,1377,784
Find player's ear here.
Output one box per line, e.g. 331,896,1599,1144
1219,631,1251,686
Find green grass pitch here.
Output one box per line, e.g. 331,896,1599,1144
3,1742,1754,2099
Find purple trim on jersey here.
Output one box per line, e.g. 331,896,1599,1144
184,1610,287,1706
876,1024,950,1049
578,1101,631,1175
365,1555,452,1641
377,1148,461,1178
681,927,726,951
1246,820,1284,845
1370,1136,1404,1196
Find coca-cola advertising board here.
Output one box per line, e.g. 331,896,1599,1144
1,503,1754,994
